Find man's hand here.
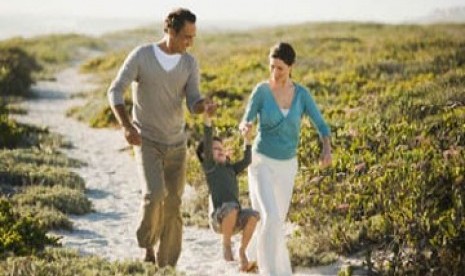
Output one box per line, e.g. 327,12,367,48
123,124,142,146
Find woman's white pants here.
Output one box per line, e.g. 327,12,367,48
246,152,298,276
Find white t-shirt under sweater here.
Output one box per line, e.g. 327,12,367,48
281,108,289,117
153,44,181,71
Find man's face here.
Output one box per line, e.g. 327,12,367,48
169,22,196,53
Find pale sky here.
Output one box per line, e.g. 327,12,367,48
0,0,464,39
1,0,464,23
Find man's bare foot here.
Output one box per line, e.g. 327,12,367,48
223,243,234,261
239,248,249,271
144,248,155,263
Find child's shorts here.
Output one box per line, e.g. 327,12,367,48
210,201,260,234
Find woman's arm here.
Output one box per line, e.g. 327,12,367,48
240,83,264,129
302,90,331,138
301,86,332,168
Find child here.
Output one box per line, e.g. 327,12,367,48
196,105,260,272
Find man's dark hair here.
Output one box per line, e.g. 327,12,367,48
164,8,196,34
196,136,222,162
269,42,296,66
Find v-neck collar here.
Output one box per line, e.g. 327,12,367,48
266,81,297,118
152,44,182,73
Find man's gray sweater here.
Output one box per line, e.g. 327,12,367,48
108,44,203,145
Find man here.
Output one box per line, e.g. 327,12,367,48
108,8,213,267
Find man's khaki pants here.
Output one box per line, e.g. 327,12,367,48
134,138,187,267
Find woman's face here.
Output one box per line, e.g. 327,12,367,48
269,57,291,82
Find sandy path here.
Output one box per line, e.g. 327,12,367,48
12,65,342,275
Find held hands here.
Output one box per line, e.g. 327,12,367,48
239,121,254,143
204,98,217,118
203,98,217,126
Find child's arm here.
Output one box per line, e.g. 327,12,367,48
202,100,216,163
232,125,253,173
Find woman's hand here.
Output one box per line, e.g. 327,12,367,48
239,121,252,135
320,151,332,169
319,137,332,169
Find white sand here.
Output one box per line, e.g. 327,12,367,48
13,65,345,275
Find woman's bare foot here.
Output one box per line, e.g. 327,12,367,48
223,243,234,261
245,261,259,273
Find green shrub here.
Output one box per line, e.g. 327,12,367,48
0,248,181,276
0,115,25,148
0,148,83,168
80,50,126,74
16,205,73,231
0,34,105,77
0,198,59,258
13,186,93,215
0,163,85,190
288,226,339,267
0,46,41,97
0,116,68,150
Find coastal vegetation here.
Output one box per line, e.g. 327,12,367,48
1,22,464,274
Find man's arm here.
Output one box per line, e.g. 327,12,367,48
192,99,206,114
185,57,205,114
107,46,141,146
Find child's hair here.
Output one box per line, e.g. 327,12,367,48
196,136,223,162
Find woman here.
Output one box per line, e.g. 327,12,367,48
240,42,332,275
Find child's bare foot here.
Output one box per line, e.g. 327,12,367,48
223,244,234,261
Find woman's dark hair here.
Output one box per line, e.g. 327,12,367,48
196,136,223,162
269,42,296,66
164,8,196,34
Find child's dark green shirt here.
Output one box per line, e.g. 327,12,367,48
201,125,251,210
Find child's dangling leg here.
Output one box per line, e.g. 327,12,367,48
239,211,259,272
220,208,238,261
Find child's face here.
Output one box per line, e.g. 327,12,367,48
212,140,227,164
